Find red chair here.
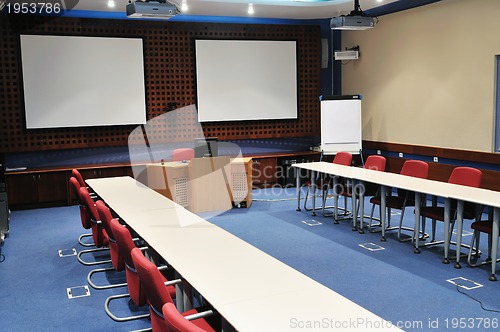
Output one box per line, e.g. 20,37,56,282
368,160,429,241
131,247,216,332
72,168,97,199
333,155,386,230
303,151,353,214
467,214,500,274
69,177,92,247
163,302,215,332
332,151,353,165
76,187,111,266
420,167,482,260
105,218,152,322
72,168,86,188
172,148,195,162
86,200,127,290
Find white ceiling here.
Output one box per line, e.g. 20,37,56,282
72,0,399,20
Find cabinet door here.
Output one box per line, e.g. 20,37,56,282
5,172,67,206
78,169,98,182
77,167,130,180
5,174,38,205
37,172,67,203
252,158,277,186
98,167,131,178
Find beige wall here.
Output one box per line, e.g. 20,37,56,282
341,0,499,152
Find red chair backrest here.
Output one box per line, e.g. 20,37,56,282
448,167,482,188
332,152,352,166
172,148,195,162
96,200,114,240
79,187,108,247
72,169,86,188
132,247,174,332
96,200,124,271
69,177,91,229
364,155,386,172
163,302,207,332
400,160,429,179
110,218,146,306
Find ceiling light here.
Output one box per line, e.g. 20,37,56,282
107,0,115,8
248,3,254,15
181,0,188,12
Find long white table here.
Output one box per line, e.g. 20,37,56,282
293,162,500,281
87,176,401,331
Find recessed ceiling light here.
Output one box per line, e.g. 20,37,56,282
107,0,115,8
248,3,254,15
181,0,188,12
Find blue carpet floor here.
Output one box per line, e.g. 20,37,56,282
1,187,500,331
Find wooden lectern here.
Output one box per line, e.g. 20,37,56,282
146,157,252,213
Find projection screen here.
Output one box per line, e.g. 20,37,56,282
195,39,298,122
19,34,147,129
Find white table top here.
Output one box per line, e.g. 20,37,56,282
86,176,401,331
217,285,398,331
86,176,181,212
293,162,500,208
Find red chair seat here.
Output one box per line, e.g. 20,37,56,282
370,195,415,209
471,221,493,234
421,204,477,221
420,206,446,221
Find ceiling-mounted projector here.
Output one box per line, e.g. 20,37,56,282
330,16,376,30
330,0,377,30
126,0,180,19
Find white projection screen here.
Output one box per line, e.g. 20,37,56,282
19,35,147,129
195,40,298,122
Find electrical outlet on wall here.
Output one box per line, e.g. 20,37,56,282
433,157,439,162
398,153,404,158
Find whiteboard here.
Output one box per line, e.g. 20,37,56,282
20,35,147,129
320,95,362,155
195,40,297,122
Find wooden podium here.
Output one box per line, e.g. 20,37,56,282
146,157,252,213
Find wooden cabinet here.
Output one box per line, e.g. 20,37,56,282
6,171,67,208
4,152,319,209
78,166,131,181
251,153,320,188
6,165,132,210
252,157,278,187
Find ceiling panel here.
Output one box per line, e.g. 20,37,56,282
70,0,399,20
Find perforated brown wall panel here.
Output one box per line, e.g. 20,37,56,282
0,15,321,153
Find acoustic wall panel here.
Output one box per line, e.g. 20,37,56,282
0,16,321,153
